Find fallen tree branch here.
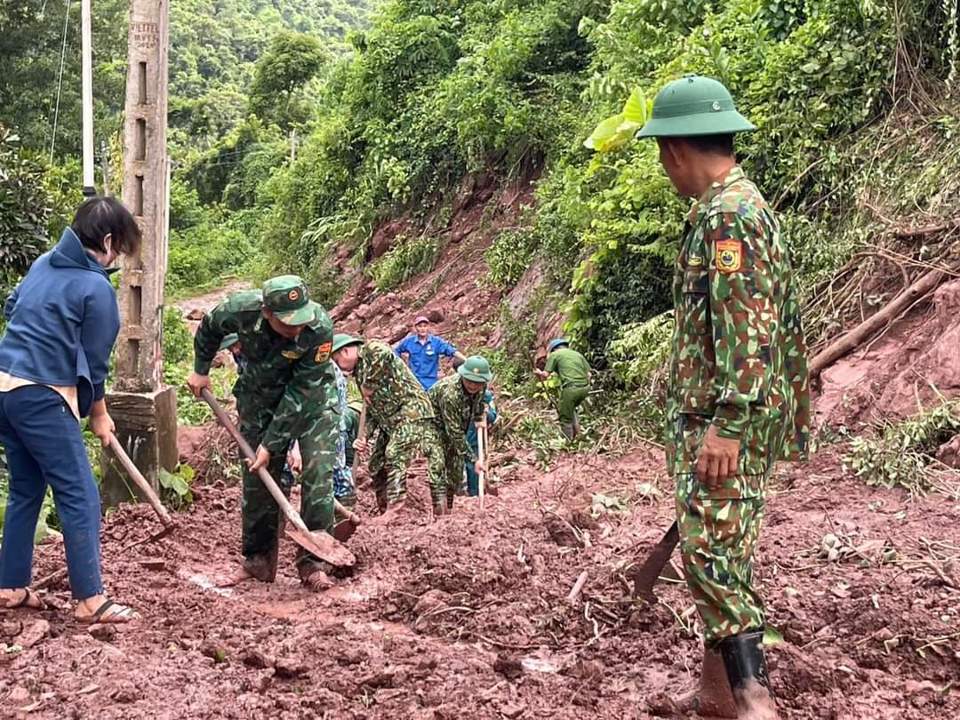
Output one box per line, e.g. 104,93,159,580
567,571,588,606
810,267,949,378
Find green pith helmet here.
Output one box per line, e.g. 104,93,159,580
218,333,240,351
637,75,755,138
332,333,363,353
457,355,493,383
262,275,318,325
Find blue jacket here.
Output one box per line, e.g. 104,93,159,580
0,228,120,418
394,333,457,390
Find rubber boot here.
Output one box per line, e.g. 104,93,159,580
717,630,779,720
561,423,575,440
297,558,334,592
432,498,446,519
698,645,739,717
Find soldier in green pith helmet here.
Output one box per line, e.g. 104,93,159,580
330,334,446,519
429,355,493,512
188,276,341,592
637,76,810,719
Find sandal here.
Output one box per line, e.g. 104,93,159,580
2,588,46,610
77,599,139,624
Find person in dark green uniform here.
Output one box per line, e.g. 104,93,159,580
534,338,591,439
187,276,340,591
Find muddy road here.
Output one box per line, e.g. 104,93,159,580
1,442,958,719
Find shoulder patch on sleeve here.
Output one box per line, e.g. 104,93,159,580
315,341,333,363
716,239,743,273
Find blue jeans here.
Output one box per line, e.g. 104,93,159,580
0,385,103,599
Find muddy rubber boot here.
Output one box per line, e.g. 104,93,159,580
446,490,455,512
561,423,575,440
297,559,334,592
243,548,279,583
432,499,446,519
698,645,739,717
717,630,779,720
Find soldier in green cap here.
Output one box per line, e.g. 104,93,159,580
187,276,341,591
534,338,591,439
330,334,446,517
428,355,493,512
637,76,809,718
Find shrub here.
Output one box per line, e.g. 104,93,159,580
369,234,439,291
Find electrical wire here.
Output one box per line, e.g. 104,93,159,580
49,0,72,163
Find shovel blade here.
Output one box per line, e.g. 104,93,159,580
284,526,356,568
632,521,680,601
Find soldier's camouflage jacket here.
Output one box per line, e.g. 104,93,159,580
354,340,435,431
428,373,485,466
194,290,338,454
666,166,810,498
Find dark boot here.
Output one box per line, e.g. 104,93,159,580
243,548,278,583
432,498,446,519
561,423,575,440
717,630,779,720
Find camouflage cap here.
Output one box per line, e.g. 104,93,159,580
262,275,317,326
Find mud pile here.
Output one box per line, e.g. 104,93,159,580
2,438,958,718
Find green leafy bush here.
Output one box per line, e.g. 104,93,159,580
485,228,539,288
369,234,440,292
845,400,960,496
608,311,674,388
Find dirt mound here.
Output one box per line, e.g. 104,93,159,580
816,277,960,430
3,438,959,718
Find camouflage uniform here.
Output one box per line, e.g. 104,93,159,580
428,374,485,506
665,166,810,642
333,365,357,507
194,290,339,572
353,341,445,508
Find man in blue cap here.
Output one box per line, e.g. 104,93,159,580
534,338,591,439
394,316,466,390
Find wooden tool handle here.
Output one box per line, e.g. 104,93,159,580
477,419,486,510
201,389,309,533
108,435,173,526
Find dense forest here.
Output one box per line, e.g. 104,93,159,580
2,0,959,389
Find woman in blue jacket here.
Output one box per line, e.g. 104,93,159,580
0,197,141,623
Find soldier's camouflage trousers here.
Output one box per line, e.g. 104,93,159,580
368,419,446,506
676,484,766,643
241,409,338,570
440,440,467,505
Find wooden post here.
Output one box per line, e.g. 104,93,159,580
101,0,177,507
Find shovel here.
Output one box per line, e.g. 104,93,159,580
107,435,176,541
631,520,679,601
477,413,487,511
201,389,356,568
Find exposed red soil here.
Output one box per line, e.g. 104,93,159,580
330,171,562,356
816,278,960,431
3,438,959,718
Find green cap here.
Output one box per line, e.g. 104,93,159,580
218,333,239,352
332,333,363,353
637,76,755,138
262,275,317,326
457,355,493,383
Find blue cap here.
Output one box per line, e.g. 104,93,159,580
548,338,569,353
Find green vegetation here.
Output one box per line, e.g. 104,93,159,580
845,400,960,497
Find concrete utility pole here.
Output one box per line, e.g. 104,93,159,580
101,0,177,507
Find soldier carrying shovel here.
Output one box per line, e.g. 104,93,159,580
187,276,342,591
